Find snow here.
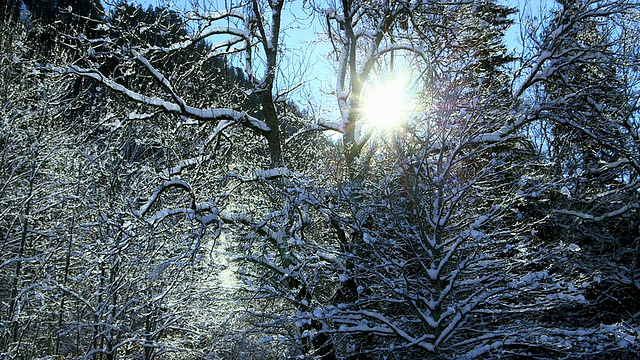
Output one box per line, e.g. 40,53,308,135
557,203,640,222
64,65,270,132
462,340,505,359
135,177,192,217
515,271,549,287
254,167,291,180
363,232,375,244
515,50,554,98
426,268,439,280
199,213,218,225
376,42,425,58
161,156,207,179
469,229,484,240
149,26,249,54
313,308,324,319
547,292,586,303
477,132,505,142
472,215,488,228
258,336,273,344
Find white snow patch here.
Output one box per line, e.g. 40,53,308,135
313,309,324,319
568,243,581,252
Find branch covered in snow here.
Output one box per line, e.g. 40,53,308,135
557,203,640,222
64,65,270,132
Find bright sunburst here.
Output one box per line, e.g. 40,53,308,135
362,78,413,130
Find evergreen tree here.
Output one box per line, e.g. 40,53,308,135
2,0,639,358
530,0,640,330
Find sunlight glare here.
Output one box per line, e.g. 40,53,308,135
362,78,413,130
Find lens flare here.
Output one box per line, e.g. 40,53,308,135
362,78,413,130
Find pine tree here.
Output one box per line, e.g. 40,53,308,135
530,0,640,332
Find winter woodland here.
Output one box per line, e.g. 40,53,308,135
1,0,639,358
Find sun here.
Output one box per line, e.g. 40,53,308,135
362,78,413,130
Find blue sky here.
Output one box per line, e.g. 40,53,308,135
132,0,552,123
273,0,552,123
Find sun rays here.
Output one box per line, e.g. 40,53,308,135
361,76,415,131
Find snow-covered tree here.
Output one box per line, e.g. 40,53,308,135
287,2,560,357
0,8,238,358
2,0,640,358
519,0,640,342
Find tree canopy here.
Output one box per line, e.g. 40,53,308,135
1,0,639,358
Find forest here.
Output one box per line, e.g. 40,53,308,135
1,0,639,358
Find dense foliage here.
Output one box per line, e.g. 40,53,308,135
1,0,639,359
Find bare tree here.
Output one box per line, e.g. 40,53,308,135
3,0,639,358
